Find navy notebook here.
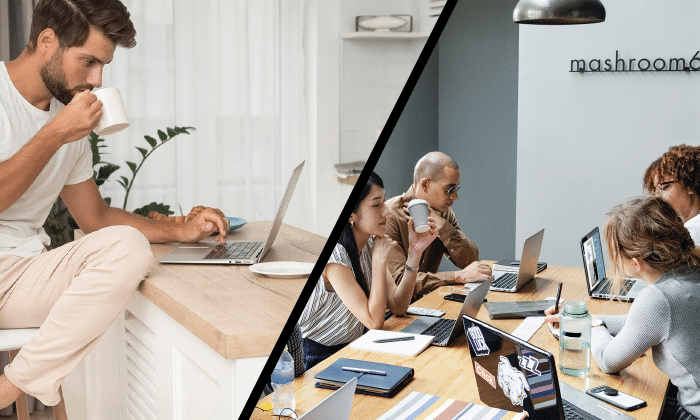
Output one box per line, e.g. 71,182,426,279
314,358,414,398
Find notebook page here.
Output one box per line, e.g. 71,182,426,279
350,329,433,356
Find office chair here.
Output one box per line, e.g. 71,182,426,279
0,328,68,420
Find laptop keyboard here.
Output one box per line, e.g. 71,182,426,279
598,278,635,296
204,241,262,260
491,273,518,290
562,398,601,420
422,318,456,344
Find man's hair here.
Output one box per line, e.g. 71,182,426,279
643,144,700,196
413,151,459,186
27,0,136,51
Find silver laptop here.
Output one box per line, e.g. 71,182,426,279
400,278,491,347
490,229,545,293
159,161,304,264
580,227,646,302
298,376,356,420
463,315,636,420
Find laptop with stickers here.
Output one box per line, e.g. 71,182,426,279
462,315,635,420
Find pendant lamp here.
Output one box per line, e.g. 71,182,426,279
513,0,605,24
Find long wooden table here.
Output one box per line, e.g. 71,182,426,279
251,265,669,420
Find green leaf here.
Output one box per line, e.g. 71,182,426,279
136,147,148,158
95,164,120,186
104,197,111,206
167,127,177,138
158,130,167,142
118,176,129,189
144,135,157,148
126,161,137,173
133,202,173,217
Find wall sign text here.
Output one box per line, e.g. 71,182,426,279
570,50,700,73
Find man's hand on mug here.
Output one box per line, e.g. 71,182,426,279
44,90,102,145
455,260,492,284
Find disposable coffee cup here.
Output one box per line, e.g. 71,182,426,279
93,87,129,136
407,199,430,233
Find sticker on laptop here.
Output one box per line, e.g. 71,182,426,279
467,325,490,356
518,354,542,376
474,361,497,389
498,356,530,407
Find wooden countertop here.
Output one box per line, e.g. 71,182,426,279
140,221,325,360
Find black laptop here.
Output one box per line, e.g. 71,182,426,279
580,227,647,302
462,315,636,419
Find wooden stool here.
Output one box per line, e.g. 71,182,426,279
1,329,68,420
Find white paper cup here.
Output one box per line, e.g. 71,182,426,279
407,199,430,233
93,87,129,136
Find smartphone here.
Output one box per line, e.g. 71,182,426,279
444,293,466,303
443,293,487,303
585,385,647,411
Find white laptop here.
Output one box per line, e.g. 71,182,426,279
490,229,545,293
298,376,356,420
159,161,304,264
580,227,646,301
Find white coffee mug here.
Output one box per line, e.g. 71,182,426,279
93,87,129,136
407,199,430,233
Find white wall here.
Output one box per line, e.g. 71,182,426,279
517,0,700,267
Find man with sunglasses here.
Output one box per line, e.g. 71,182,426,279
385,151,492,298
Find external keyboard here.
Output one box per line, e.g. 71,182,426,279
491,273,518,290
204,241,262,260
422,318,456,344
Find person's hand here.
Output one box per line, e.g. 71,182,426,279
372,235,396,260
402,202,446,230
180,207,230,244
407,217,438,255
544,304,562,328
454,260,492,284
44,90,102,145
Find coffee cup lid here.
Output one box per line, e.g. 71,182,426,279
407,199,429,208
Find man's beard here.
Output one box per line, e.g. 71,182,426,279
40,48,93,105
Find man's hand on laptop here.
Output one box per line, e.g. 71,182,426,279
455,261,492,284
179,207,230,244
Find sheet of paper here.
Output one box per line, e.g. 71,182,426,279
350,329,434,356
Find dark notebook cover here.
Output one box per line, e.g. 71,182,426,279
314,358,414,398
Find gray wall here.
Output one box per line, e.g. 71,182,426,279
378,0,519,272
375,44,440,199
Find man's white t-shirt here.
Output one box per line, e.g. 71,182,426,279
0,62,92,257
686,214,700,246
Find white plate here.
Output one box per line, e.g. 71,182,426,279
249,261,315,278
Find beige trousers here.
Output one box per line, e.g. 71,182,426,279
0,225,154,406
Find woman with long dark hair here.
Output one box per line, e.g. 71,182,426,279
299,172,438,370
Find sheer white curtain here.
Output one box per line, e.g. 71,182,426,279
101,0,313,231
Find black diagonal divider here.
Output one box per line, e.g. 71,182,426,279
240,1,459,418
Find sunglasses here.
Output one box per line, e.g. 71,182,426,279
432,180,460,196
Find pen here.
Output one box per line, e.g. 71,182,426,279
373,336,415,343
341,367,387,376
554,282,563,314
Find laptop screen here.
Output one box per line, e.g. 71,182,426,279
462,315,564,419
580,227,607,292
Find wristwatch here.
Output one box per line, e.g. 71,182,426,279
405,263,419,272
592,319,607,328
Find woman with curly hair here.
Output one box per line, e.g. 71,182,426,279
644,145,700,243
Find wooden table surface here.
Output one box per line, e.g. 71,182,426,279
139,221,325,360
251,264,669,419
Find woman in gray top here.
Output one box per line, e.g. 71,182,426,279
547,196,700,420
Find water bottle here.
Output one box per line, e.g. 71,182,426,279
271,346,295,416
559,301,591,377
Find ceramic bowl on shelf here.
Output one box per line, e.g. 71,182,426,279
357,15,409,32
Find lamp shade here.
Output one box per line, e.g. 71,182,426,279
513,0,605,24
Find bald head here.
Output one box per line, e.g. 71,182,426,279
413,152,459,186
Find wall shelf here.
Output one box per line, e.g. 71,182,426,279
341,32,429,40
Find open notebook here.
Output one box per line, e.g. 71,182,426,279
350,329,434,356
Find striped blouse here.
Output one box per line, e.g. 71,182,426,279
299,237,374,346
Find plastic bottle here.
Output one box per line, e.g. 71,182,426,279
271,346,295,416
559,301,591,377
